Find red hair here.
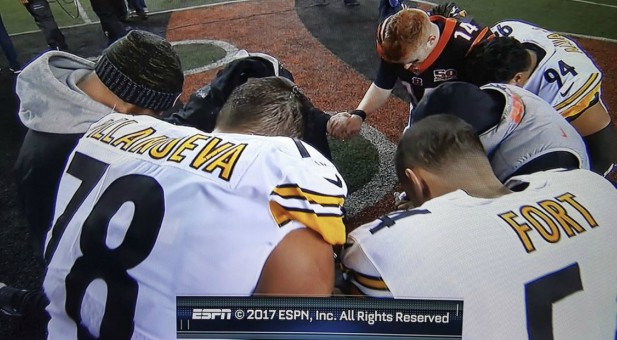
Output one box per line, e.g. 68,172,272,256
376,9,430,63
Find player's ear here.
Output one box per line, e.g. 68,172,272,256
508,72,525,87
404,168,429,206
427,34,438,47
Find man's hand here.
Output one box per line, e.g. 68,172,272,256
343,114,363,138
327,112,352,139
394,191,414,210
431,2,467,18
20,0,29,4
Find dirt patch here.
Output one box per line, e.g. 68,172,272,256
169,0,617,230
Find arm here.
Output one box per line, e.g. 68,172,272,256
569,101,612,137
254,228,335,296
571,101,617,175
329,83,392,139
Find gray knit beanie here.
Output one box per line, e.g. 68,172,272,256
95,30,184,111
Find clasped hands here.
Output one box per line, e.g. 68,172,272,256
326,112,363,140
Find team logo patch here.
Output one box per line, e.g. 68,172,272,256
433,69,457,82
411,77,423,86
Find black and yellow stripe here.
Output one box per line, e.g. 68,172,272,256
554,74,600,118
270,184,345,245
351,271,390,292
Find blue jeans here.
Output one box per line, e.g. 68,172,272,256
0,13,20,69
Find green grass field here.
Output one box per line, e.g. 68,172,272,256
0,0,228,34
2,0,617,39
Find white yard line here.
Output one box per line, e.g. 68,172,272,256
9,0,249,37
569,0,617,9
75,0,92,24
413,0,438,6
559,31,617,43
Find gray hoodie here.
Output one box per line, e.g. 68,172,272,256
17,51,112,134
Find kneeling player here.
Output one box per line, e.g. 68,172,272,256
410,81,589,182
43,77,347,339
342,114,617,339
463,20,617,176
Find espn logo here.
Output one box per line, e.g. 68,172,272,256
192,308,232,320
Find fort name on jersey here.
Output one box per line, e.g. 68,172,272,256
85,116,247,182
498,192,598,253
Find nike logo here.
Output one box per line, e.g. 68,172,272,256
560,83,574,97
324,174,344,188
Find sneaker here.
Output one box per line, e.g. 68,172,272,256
344,0,360,6
0,283,23,316
143,7,149,13
9,68,21,75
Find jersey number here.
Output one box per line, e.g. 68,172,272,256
46,152,165,339
543,60,578,91
453,22,478,41
524,262,583,339
495,24,513,37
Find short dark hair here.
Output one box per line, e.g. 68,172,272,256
395,114,487,182
215,77,312,138
462,36,531,86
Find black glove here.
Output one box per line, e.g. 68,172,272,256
430,2,467,18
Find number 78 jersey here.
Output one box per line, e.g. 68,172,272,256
43,113,347,339
492,20,603,121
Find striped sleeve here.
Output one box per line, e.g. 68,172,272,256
269,184,346,245
341,231,393,298
553,73,602,121
267,140,347,245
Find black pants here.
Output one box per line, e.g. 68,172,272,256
89,0,127,44
23,0,68,50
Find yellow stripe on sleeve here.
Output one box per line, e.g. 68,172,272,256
554,74,599,111
352,271,390,291
269,201,346,245
272,186,345,206
559,84,601,120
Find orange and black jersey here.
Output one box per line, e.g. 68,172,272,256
374,15,492,106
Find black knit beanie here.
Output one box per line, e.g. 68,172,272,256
95,30,184,111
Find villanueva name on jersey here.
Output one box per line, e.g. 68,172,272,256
547,33,583,54
498,193,598,253
86,118,247,181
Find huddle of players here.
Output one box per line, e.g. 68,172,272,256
12,2,616,340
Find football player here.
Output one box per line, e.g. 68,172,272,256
410,81,589,182
342,114,617,338
463,20,617,176
42,76,347,339
329,5,491,138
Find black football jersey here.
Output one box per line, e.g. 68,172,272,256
375,16,492,106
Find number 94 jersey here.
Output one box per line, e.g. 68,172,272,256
43,113,347,340
492,20,603,121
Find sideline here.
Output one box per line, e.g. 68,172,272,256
9,0,249,37
569,0,617,9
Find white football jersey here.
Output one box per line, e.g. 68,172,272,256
479,83,589,181
43,113,347,340
343,169,617,339
491,20,603,121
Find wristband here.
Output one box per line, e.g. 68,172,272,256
350,109,366,121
